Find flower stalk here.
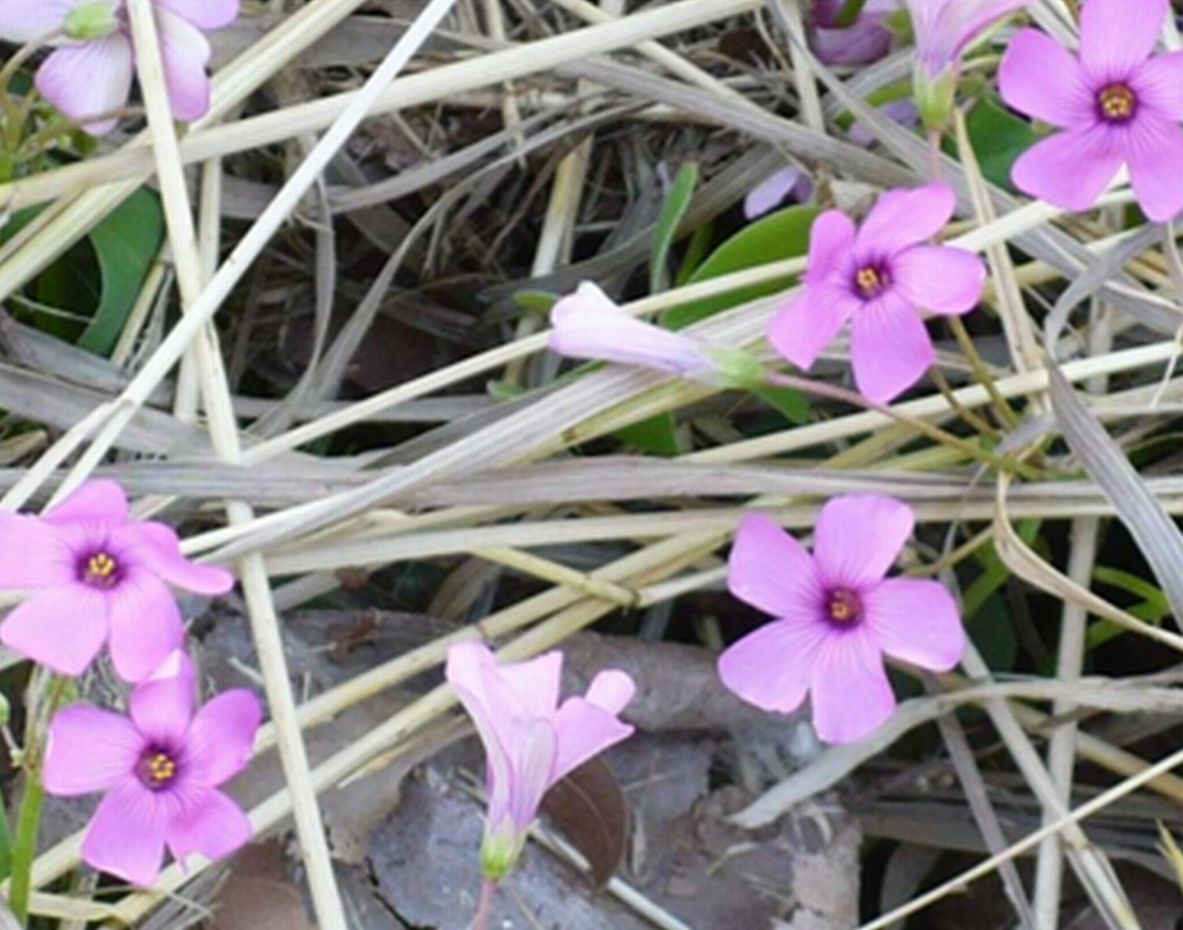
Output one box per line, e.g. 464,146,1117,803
473,878,497,930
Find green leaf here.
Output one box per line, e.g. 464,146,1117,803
967,595,1018,673
675,221,715,287
663,204,820,331
1087,565,1172,650
965,97,1041,192
962,519,1040,619
650,163,699,294
78,187,165,356
752,384,811,425
514,289,559,316
615,412,682,456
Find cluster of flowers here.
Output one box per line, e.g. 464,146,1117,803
0,481,260,887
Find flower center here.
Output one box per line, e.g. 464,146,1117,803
82,552,119,588
854,265,889,298
826,587,863,624
137,750,179,790
1098,83,1136,123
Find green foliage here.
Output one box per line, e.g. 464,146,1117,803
1088,566,1171,650
965,97,1041,192
615,412,682,457
650,163,699,294
663,205,820,330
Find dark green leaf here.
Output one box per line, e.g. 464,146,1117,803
616,412,682,457
650,163,699,294
966,97,1041,192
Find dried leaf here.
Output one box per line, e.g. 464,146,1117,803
541,757,630,888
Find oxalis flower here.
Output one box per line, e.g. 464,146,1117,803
0,480,234,681
769,184,985,404
44,650,261,887
906,0,1029,129
0,0,239,135
446,642,635,880
719,496,965,744
811,0,895,67
549,281,765,388
999,0,1183,222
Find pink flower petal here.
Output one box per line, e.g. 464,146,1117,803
768,285,860,372
0,513,74,588
507,718,558,830
814,494,914,589
812,19,892,66
35,36,132,135
157,7,213,122
107,570,186,683
1131,51,1183,121
156,0,240,30
892,246,986,316
850,292,935,404
129,649,196,744
744,168,807,220
549,282,711,378
447,643,518,789
1125,113,1183,223
855,185,956,257
1080,0,1167,84
803,210,857,286
585,669,635,715
552,696,634,782
184,690,262,787
44,707,144,796
809,630,895,743
166,788,252,864
45,479,129,526
111,522,235,595
1011,126,1123,213
999,28,1095,128
727,513,825,618
491,650,563,720
718,615,831,714
864,577,965,671
0,0,80,41
82,779,170,887
0,585,108,676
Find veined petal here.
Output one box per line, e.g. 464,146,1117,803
768,285,860,371
1080,0,1167,84
107,570,186,683
45,479,129,526
727,513,825,618
507,719,558,832
942,0,1030,62
111,522,234,595
1011,126,1123,213
130,649,196,744
809,629,895,743
45,707,144,796
81,779,170,887
803,210,857,286
36,36,132,135
0,513,75,589
850,291,935,404
552,697,634,783
447,642,519,778
0,0,81,42
891,246,985,316
184,690,262,787
999,28,1095,128
0,585,108,676
718,615,831,714
814,494,914,589
157,7,213,122
864,577,965,671
855,184,956,256
156,0,240,30
166,788,252,864
550,283,710,377
1131,51,1183,121
1124,113,1183,223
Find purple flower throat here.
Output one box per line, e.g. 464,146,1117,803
1097,83,1136,123
136,747,181,791
79,549,122,588
826,587,863,624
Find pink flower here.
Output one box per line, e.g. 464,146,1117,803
744,167,813,220
0,480,234,681
905,0,1028,128
999,0,1183,222
549,282,715,379
719,497,965,744
44,651,261,887
811,0,895,66
0,0,239,135
768,184,985,404
445,642,635,879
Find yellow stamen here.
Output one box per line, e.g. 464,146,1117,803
1099,84,1135,121
828,588,861,624
856,266,884,297
145,753,176,785
86,553,117,579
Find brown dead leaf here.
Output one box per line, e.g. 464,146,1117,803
542,757,630,888
208,842,314,930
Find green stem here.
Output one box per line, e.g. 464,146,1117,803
9,674,70,926
948,316,1022,429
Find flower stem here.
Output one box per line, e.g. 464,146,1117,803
9,673,71,925
473,879,497,930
